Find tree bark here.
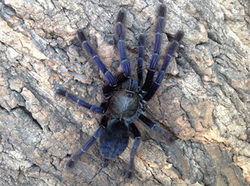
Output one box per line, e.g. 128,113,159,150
0,0,249,185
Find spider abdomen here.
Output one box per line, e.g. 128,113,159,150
110,90,139,119
99,121,129,159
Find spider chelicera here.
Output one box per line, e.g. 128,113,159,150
57,4,184,181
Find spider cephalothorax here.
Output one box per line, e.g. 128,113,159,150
57,4,184,181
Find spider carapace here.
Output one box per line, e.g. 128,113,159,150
57,4,184,181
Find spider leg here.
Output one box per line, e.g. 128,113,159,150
56,89,106,114
77,29,117,86
137,34,146,91
103,72,129,97
141,4,166,93
125,123,141,181
66,125,105,167
138,113,176,144
66,116,108,167
142,31,184,103
116,9,131,77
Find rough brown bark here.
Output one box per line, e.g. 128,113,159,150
0,0,250,185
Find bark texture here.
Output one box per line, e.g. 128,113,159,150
0,0,250,185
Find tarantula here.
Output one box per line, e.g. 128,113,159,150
57,4,184,181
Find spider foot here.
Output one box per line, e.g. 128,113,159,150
158,4,166,17
102,158,109,168
77,29,87,42
66,159,75,168
125,170,133,182
153,125,177,144
56,88,67,96
117,9,126,23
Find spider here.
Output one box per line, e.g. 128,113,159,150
57,4,184,181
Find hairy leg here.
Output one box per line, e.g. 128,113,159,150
56,89,106,113
116,9,131,77
125,123,141,181
77,29,117,86
142,31,184,103
141,4,166,93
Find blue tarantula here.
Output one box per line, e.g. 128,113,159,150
57,4,184,181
